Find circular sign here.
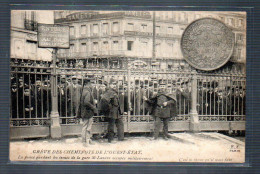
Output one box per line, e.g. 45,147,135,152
181,18,235,71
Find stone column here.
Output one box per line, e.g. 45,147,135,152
190,72,200,132
50,48,61,138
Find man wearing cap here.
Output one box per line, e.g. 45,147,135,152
144,82,177,140
100,78,124,143
78,78,97,147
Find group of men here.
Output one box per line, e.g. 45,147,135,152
11,76,51,120
77,76,187,146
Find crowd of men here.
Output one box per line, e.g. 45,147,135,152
10,73,245,145
74,76,187,146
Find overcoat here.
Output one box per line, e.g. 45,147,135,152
100,88,124,119
79,86,97,119
146,92,177,118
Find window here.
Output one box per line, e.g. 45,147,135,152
168,43,174,55
156,26,160,33
103,23,109,35
113,41,119,50
69,26,75,36
141,24,147,32
238,19,243,27
141,42,148,48
69,44,75,53
127,41,133,51
173,25,179,34
93,42,98,51
228,18,234,26
103,41,109,51
237,34,243,41
112,22,119,33
80,25,86,35
24,11,37,31
237,49,241,60
27,40,37,55
128,23,134,31
167,27,173,34
81,43,87,52
93,24,98,35
180,27,184,34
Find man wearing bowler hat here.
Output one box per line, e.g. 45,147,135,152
100,78,124,143
78,77,97,147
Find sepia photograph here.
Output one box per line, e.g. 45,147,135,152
9,10,246,163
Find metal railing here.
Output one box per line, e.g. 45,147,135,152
10,58,246,128
10,59,51,127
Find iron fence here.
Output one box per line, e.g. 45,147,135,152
10,59,51,127
10,58,246,130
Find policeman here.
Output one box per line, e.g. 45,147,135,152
100,78,124,143
144,82,177,140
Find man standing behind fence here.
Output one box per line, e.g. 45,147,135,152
144,82,177,140
68,76,82,116
78,78,97,147
100,78,124,143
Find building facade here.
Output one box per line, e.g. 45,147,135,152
54,11,246,71
11,10,54,61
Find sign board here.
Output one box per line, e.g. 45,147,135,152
38,24,69,48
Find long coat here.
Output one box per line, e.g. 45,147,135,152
79,87,97,119
67,83,82,115
146,92,177,118
99,88,123,119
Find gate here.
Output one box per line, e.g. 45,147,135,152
10,58,246,139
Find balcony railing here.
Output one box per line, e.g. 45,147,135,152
57,50,125,59
124,31,181,38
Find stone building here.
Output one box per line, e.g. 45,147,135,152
11,10,54,61
54,11,246,72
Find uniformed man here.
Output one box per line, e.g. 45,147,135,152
78,78,98,147
144,82,177,140
100,78,124,143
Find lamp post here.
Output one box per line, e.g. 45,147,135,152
50,48,61,138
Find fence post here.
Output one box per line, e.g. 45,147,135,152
127,58,131,132
50,48,61,138
190,71,200,132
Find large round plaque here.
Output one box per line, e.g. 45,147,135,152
181,18,235,71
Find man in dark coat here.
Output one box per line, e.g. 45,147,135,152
100,78,124,143
78,78,97,147
144,82,177,140
67,76,82,116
